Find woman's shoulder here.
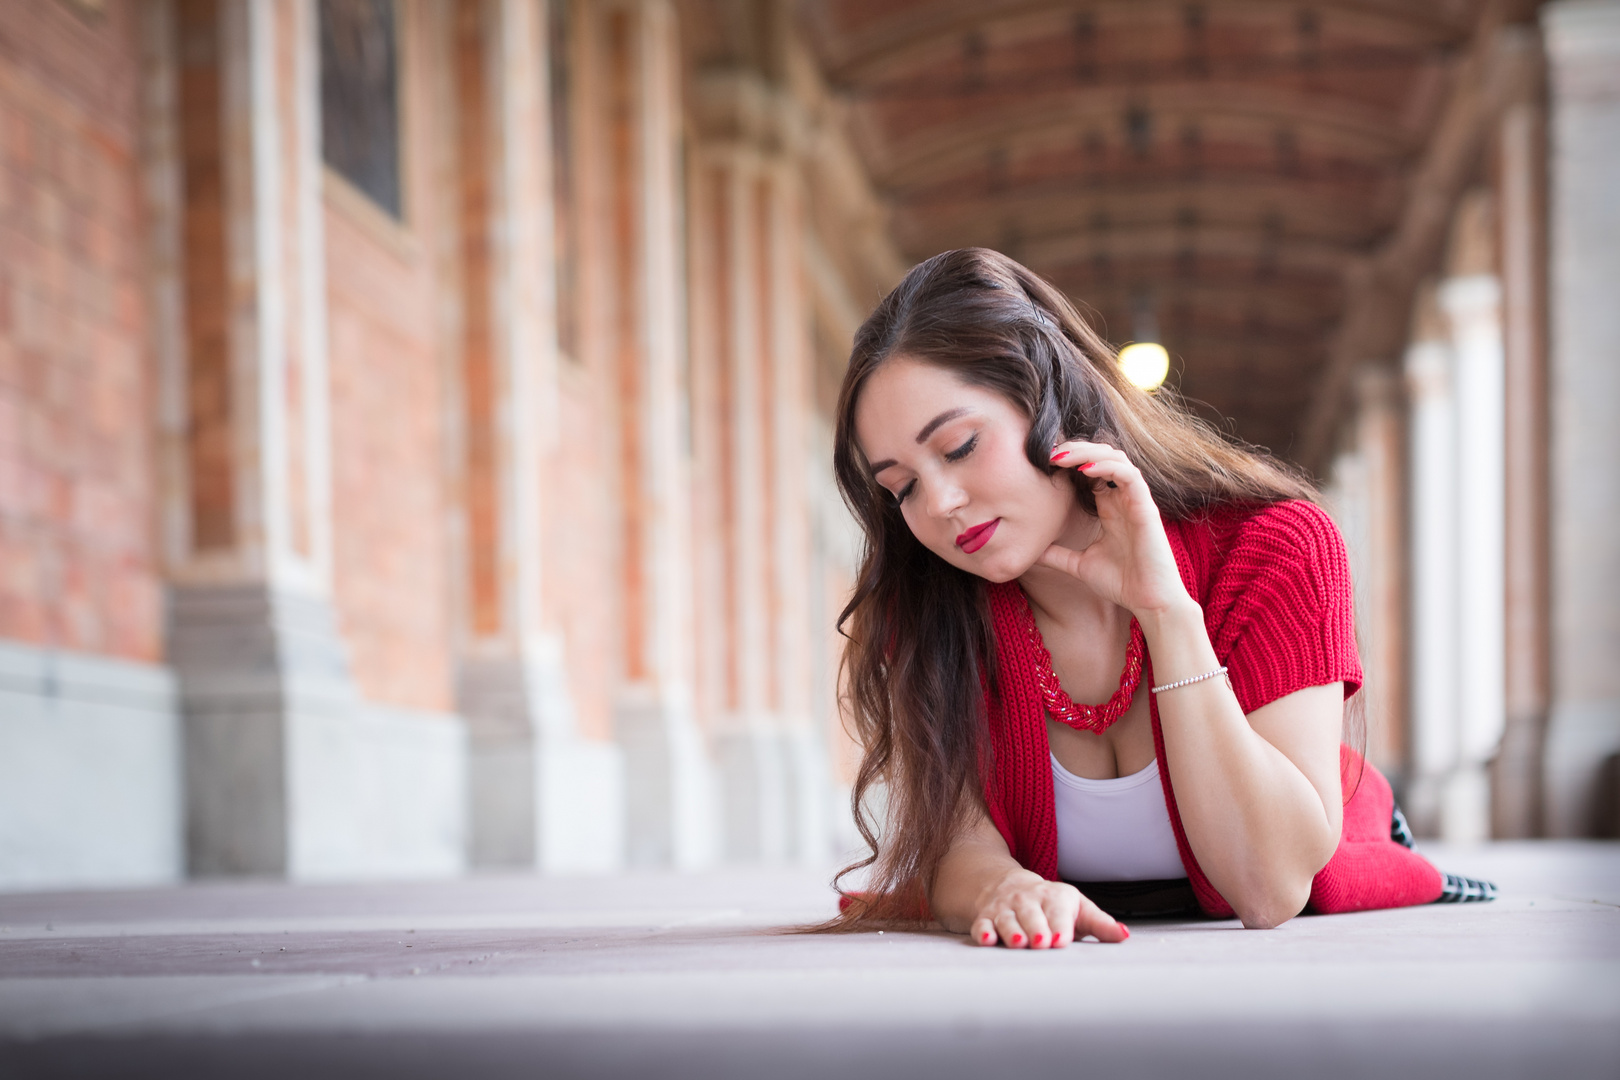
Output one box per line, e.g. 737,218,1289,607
1168,498,1350,605
1170,500,1361,708
1171,498,1340,559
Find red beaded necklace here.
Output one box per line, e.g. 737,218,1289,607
1018,589,1145,734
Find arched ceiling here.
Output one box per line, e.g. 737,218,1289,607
797,0,1502,461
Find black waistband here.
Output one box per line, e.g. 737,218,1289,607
1063,877,1200,920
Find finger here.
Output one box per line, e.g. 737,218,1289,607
1076,458,1144,493
1014,898,1054,950
1044,889,1082,949
993,909,1028,949
1050,439,1122,459
968,917,998,947
1048,441,1125,468
1034,542,1087,579
1073,893,1130,944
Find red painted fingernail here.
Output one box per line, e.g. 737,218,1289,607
1078,461,1095,470
1032,934,1044,946
1010,934,1024,946
980,931,993,944
1049,449,1068,462
1119,925,1131,940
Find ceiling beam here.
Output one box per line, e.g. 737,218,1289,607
897,178,1392,250
895,178,1395,251
810,0,1474,86
853,47,1448,100
863,81,1418,187
1054,280,1345,332
1020,222,1351,277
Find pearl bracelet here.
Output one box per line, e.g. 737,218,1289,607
1149,665,1229,695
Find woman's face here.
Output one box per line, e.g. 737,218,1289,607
853,357,1082,584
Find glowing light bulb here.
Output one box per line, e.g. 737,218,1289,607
1118,342,1170,391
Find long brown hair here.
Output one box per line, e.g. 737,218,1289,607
824,248,1318,929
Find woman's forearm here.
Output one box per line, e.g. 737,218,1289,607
931,810,1125,947
930,816,1032,933
1137,599,1340,927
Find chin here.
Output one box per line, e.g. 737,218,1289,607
947,549,1036,585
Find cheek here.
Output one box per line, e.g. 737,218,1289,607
979,443,1053,506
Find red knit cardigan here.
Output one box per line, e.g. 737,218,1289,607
980,499,1443,916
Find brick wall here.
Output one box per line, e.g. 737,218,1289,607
324,192,456,713
546,366,617,742
0,3,162,662
318,5,453,716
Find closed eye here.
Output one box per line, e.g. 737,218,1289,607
944,433,978,462
891,434,975,505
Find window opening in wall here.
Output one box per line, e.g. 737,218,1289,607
550,0,579,361
320,0,402,218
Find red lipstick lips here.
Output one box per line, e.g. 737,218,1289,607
955,518,999,554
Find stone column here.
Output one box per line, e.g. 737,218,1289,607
1494,94,1551,838
710,142,789,862
1541,0,1620,837
1403,284,1458,837
595,1,717,868
1439,269,1506,843
1351,367,1408,779
453,0,623,874
764,158,833,863
161,1,463,878
690,65,836,864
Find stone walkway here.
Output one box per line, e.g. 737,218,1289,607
0,842,1616,1079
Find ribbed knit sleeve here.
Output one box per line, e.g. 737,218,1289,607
1171,500,1362,714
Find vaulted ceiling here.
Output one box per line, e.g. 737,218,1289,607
798,0,1503,463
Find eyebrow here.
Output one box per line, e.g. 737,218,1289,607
867,407,971,475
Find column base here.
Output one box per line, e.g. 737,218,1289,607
171,583,467,879
780,723,834,863
1491,710,1547,837
715,722,789,863
0,639,183,891
461,643,626,872
1438,764,1492,844
714,721,836,864
1543,698,1620,837
616,689,718,869
468,737,625,873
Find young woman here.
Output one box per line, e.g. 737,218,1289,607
828,248,1493,948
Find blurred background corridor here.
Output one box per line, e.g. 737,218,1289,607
1,0,1617,891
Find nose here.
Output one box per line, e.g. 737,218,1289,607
922,473,968,520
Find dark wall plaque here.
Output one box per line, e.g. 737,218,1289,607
320,0,401,218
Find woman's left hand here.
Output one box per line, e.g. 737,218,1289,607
1040,441,1193,620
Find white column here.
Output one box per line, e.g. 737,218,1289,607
712,149,790,863
459,0,623,874
608,0,717,869
765,161,833,864
168,1,464,879
1494,97,1551,838
1324,366,1409,781
1541,0,1620,837
1404,322,1458,836
1353,367,1408,777
1439,274,1506,842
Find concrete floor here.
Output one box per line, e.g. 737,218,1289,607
0,842,1616,1080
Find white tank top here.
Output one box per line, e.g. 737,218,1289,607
1051,754,1187,882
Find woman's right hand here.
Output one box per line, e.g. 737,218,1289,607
968,868,1130,948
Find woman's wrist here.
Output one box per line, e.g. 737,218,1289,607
1132,593,1204,639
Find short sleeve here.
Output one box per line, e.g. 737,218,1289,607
1196,500,1362,714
